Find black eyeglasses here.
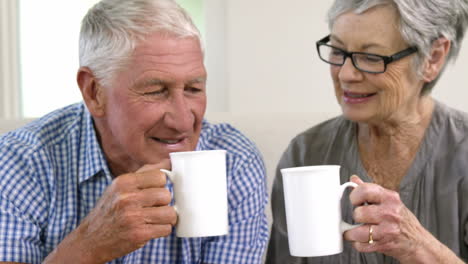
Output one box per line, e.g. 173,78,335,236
316,35,418,74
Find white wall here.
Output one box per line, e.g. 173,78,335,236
19,0,98,118
2,1,468,117
212,0,468,114
204,0,229,112
0,0,21,118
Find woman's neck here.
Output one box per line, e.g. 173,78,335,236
358,97,434,149
357,97,434,190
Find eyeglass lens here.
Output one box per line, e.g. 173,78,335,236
319,45,385,73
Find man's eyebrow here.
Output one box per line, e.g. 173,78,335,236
138,77,206,87
139,79,165,87
187,77,207,84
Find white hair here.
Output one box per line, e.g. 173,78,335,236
327,0,468,94
79,0,202,86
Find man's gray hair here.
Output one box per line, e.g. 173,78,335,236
327,0,468,95
79,0,202,86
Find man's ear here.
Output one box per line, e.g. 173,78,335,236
422,37,451,83
77,67,106,117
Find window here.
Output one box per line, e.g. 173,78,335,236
19,0,99,118
17,0,204,118
178,0,204,36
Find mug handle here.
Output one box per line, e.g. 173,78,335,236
160,169,178,214
338,182,361,232
160,169,174,181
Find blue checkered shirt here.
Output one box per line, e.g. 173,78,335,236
0,103,268,263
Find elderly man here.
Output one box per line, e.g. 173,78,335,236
0,0,268,263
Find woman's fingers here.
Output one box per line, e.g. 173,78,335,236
344,224,380,244
350,174,364,184
345,181,428,260
349,181,393,205
353,203,382,223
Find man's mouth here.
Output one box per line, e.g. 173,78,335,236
153,137,183,144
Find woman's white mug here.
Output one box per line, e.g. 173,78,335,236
281,165,358,257
161,150,229,237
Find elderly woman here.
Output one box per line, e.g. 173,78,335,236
266,0,468,263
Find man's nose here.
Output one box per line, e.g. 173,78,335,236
164,94,194,132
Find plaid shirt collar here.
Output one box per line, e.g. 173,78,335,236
78,107,112,183
77,113,212,183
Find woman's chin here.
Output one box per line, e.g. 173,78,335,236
341,111,372,123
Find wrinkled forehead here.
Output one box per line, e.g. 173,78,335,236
135,31,205,59
329,2,398,28
331,5,406,50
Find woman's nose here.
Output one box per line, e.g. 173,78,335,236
338,57,363,82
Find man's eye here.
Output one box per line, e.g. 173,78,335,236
185,86,202,93
144,88,167,96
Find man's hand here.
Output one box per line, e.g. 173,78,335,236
44,160,177,264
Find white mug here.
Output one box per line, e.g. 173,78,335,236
281,165,358,257
161,150,229,237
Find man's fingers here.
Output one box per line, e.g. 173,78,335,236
113,161,171,191
134,160,172,189
143,206,177,226
136,159,171,173
138,188,172,207
134,168,168,189
142,223,174,239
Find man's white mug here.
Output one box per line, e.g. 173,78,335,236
161,150,229,237
281,165,358,257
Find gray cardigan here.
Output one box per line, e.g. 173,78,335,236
266,100,468,264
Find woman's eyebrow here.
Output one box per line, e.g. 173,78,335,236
330,34,383,51
330,34,344,45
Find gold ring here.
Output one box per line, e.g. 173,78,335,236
368,225,374,244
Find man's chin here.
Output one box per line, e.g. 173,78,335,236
148,148,194,161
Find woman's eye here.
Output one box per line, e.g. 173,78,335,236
331,49,343,56
362,55,382,63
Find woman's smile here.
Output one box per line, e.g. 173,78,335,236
343,90,377,104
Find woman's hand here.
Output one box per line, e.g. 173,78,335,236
343,175,464,264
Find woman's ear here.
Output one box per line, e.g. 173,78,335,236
422,37,451,82
77,67,106,117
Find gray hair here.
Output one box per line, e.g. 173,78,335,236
327,0,468,95
79,0,202,86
